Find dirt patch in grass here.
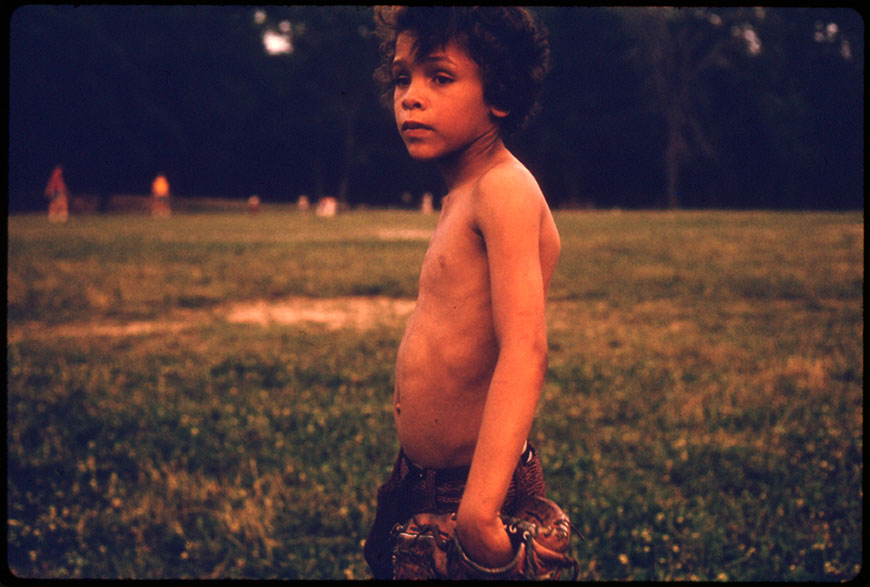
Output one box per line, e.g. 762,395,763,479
225,296,416,329
7,296,417,343
375,228,433,241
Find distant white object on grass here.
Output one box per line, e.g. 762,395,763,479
421,192,434,215
316,197,338,217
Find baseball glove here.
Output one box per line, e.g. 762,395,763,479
391,495,581,580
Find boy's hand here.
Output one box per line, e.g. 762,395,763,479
391,496,580,580
454,512,515,568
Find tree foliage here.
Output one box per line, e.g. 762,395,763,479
8,6,863,210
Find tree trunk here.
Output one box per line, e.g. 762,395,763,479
664,108,684,209
313,133,325,200
337,105,356,205
665,129,681,209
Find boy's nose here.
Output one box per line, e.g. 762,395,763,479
401,82,425,110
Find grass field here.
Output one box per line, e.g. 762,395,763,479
6,209,863,580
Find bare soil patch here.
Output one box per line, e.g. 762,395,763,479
225,296,416,329
375,228,433,241
7,296,417,343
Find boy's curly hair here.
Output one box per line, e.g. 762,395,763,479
373,6,550,135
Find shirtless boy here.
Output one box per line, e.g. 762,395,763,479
364,7,558,578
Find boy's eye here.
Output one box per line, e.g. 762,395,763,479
433,74,453,86
391,70,410,87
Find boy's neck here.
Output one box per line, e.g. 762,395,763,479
437,127,511,191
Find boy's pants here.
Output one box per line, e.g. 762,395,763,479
363,442,546,579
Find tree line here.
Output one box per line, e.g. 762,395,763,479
8,6,863,211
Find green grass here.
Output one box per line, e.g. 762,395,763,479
6,209,863,580
7,211,432,322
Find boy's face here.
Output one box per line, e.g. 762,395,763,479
391,32,508,161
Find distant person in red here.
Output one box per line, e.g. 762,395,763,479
45,165,69,223
151,173,171,217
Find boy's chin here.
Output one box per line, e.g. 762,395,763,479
405,147,442,162
403,142,443,162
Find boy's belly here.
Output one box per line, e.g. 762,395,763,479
393,307,497,469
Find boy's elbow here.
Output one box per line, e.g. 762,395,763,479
505,333,548,373
529,324,549,357
525,338,549,390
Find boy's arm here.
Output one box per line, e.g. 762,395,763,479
454,166,550,567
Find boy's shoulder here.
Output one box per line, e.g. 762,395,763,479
472,156,546,214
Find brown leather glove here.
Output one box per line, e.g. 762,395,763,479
391,495,581,580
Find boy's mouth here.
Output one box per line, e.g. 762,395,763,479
402,121,432,131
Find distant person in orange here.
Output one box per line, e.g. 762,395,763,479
248,195,261,215
151,173,171,217
45,165,69,223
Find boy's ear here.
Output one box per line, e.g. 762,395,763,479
490,105,510,119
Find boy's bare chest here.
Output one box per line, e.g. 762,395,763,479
418,205,488,297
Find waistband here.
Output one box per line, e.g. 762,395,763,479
399,441,534,483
